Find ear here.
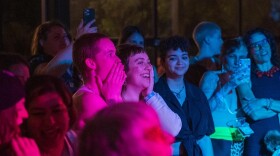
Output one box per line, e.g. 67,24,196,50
203,35,211,45
85,58,96,70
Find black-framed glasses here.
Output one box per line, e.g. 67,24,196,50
249,38,269,52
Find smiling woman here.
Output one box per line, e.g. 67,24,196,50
24,75,76,156
237,27,280,156
155,36,215,156
117,44,182,138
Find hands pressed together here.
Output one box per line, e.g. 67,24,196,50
97,61,126,104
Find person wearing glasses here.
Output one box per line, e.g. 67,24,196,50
236,28,280,155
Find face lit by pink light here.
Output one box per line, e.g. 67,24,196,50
27,92,69,152
126,52,152,89
94,38,120,81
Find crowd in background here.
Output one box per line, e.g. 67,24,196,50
0,16,280,156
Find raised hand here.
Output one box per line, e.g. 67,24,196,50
142,64,154,97
76,19,98,39
97,61,126,104
228,66,250,88
12,137,40,156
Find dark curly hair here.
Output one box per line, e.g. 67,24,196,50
243,27,280,71
159,36,191,62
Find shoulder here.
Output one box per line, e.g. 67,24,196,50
200,71,220,86
201,71,219,80
74,90,106,109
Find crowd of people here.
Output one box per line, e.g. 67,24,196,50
0,16,280,156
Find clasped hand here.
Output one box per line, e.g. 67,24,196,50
97,61,126,104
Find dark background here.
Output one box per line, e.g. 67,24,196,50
1,0,280,64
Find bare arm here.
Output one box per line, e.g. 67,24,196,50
237,83,276,121
39,44,73,76
196,135,214,156
73,91,107,133
199,71,219,111
38,20,97,77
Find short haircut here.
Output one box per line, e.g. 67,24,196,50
73,33,109,78
117,44,146,72
159,36,191,62
118,26,144,45
192,21,221,47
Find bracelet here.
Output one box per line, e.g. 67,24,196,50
266,99,273,110
144,91,156,102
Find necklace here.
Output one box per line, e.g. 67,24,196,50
256,66,279,77
171,86,185,99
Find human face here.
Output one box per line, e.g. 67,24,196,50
248,33,272,64
126,32,144,48
94,38,120,81
126,52,152,89
41,26,70,57
224,46,248,72
15,98,28,126
9,63,30,85
164,48,189,78
209,30,223,55
27,92,69,151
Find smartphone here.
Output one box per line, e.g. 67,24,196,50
239,58,251,77
238,126,254,137
83,8,95,27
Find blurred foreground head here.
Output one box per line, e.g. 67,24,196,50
79,102,174,156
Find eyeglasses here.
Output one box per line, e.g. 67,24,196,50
249,39,269,51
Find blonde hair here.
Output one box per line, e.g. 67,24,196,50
192,21,221,47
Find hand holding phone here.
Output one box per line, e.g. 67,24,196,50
239,58,251,80
83,8,95,27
